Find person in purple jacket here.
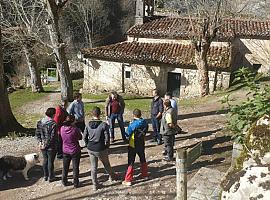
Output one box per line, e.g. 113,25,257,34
60,115,82,188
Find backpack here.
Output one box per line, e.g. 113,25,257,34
129,128,146,148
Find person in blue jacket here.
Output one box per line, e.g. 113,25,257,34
122,108,149,186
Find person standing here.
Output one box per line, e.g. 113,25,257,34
67,92,85,132
150,89,164,145
83,107,118,191
36,108,58,182
60,115,82,188
122,109,149,186
160,99,177,161
105,91,126,143
54,98,69,159
164,92,178,116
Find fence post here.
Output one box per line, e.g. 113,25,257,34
176,148,187,200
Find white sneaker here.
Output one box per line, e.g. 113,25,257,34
122,180,132,186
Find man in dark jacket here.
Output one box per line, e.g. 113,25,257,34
160,99,177,161
150,89,164,145
83,106,118,190
105,91,126,143
36,107,58,182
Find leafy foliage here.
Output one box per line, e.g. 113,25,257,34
222,67,270,143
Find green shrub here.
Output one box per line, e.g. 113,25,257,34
222,67,270,144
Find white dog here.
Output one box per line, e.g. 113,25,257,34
0,153,40,180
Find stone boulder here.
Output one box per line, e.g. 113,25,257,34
221,115,270,200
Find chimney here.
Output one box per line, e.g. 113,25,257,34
135,0,145,25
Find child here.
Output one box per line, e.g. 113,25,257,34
122,109,149,186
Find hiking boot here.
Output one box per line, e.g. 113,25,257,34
157,140,163,145
162,150,167,156
74,182,81,188
48,177,56,182
122,180,132,186
149,138,157,143
62,180,68,187
163,156,173,162
109,173,119,182
93,183,102,191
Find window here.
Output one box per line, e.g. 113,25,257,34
123,63,131,79
125,71,131,78
252,64,261,71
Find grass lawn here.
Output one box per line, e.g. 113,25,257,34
9,84,59,128
9,84,58,110
73,79,83,92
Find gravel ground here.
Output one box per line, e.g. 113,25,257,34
0,136,37,157
0,90,244,199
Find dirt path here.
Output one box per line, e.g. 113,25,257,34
0,92,235,200
20,90,61,116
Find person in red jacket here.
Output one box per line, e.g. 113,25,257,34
54,98,68,159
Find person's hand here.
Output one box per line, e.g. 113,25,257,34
39,142,45,150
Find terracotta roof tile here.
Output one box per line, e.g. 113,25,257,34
127,17,270,40
82,42,231,71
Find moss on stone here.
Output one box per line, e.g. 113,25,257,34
246,124,270,156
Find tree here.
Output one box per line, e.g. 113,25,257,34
65,0,110,49
0,28,24,136
0,0,46,92
185,0,226,96
45,0,73,101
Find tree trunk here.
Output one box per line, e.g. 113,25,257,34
194,47,210,97
46,0,73,101
23,47,44,92
0,29,24,136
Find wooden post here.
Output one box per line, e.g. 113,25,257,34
121,64,125,93
176,148,187,200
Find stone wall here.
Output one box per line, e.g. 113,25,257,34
83,59,123,92
83,59,231,97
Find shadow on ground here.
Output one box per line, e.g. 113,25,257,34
0,165,43,191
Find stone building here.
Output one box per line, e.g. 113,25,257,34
80,2,270,97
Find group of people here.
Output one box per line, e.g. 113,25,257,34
35,89,179,190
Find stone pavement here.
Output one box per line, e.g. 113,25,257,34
187,167,225,200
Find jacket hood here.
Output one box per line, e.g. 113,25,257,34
87,120,102,130
134,118,146,128
41,117,54,125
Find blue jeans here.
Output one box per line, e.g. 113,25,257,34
151,116,161,141
41,149,56,180
109,113,126,140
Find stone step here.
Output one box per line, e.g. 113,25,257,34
187,167,225,200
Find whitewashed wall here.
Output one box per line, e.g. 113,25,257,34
235,38,270,73
83,59,230,97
